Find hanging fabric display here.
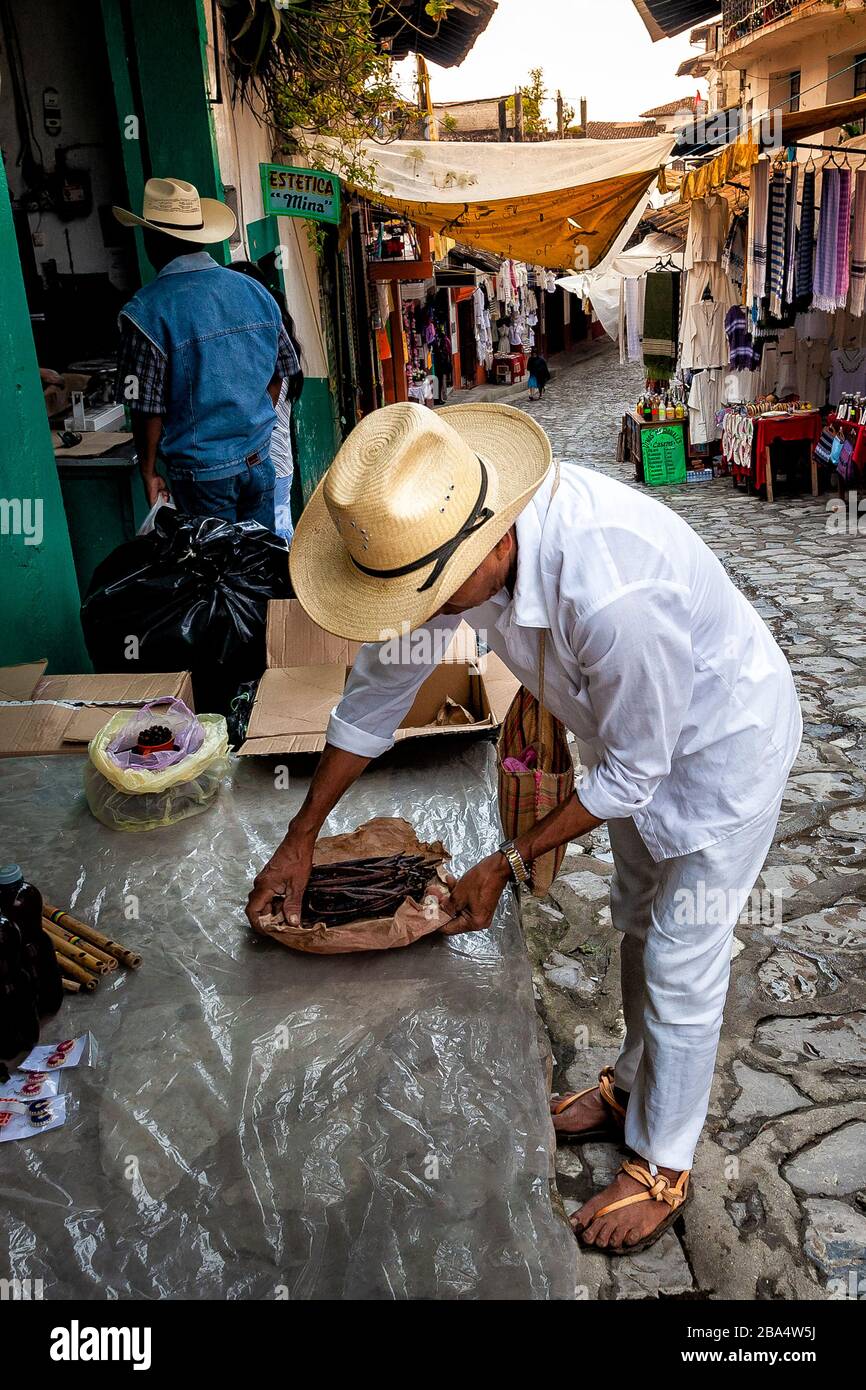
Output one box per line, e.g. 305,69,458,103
747,159,770,314
813,167,841,313
795,166,816,307
783,163,798,308
642,270,680,378
850,168,866,318
834,167,852,310
767,165,788,319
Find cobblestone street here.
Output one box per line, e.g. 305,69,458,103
513,344,866,1300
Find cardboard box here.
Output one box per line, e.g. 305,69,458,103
0,666,194,757
238,599,519,757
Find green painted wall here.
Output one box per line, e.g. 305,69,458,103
0,160,89,671
101,0,229,279
293,379,339,506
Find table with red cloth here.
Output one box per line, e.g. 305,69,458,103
753,410,821,494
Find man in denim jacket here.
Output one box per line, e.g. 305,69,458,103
114,178,298,528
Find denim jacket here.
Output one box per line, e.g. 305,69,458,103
120,253,281,480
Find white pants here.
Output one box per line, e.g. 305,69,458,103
608,792,784,1171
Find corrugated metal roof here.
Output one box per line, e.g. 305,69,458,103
372,1,498,68
632,1,721,42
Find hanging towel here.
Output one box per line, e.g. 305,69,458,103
850,168,866,317
642,271,679,378
813,167,840,312
747,160,770,315
834,166,852,310
725,304,760,371
784,163,798,307
722,212,747,294
795,167,816,307
625,277,642,363
767,165,788,318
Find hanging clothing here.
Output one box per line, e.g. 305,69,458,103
724,304,759,371
796,340,831,407
684,192,729,270
834,167,852,310
721,212,747,295
687,368,725,445
783,162,798,308
625,277,642,363
830,345,866,400
642,271,680,378
795,167,816,307
767,165,788,319
850,168,866,318
813,167,841,313
681,298,728,370
747,159,770,312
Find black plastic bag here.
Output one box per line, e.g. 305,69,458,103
81,509,292,715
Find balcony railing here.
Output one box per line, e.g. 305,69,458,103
722,0,800,46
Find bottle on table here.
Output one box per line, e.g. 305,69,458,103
0,864,62,1016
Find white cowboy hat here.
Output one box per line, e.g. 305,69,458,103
113,177,236,244
290,401,552,642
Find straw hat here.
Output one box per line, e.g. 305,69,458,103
113,177,236,244
290,402,552,642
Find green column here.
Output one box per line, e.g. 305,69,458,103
0,161,89,671
101,0,229,276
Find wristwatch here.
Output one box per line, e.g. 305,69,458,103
498,838,530,886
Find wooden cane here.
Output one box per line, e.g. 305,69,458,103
57,956,98,991
43,903,142,970
43,919,117,971
45,927,109,976
62,977,81,994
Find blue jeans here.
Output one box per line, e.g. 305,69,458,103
170,453,276,529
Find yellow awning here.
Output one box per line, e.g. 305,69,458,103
679,95,866,204
312,135,675,270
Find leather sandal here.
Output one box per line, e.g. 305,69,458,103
551,1065,627,1144
575,1158,691,1257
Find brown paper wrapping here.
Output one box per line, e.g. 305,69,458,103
254,817,453,954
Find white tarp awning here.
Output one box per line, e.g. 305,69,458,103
311,133,675,269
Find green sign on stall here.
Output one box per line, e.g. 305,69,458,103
642,424,687,486
260,163,341,224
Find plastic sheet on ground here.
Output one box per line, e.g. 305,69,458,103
0,742,576,1300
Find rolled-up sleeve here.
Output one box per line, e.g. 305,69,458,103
326,614,465,758
575,582,694,823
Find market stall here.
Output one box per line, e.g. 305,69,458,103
0,744,576,1300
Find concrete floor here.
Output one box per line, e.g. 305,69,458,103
509,343,866,1300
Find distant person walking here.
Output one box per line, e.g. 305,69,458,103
527,352,550,400
113,178,299,529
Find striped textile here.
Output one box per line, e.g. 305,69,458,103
767,166,788,318
784,163,798,306
813,168,840,312
747,159,770,315
834,166,852,310
795,167,816,306
850,168,866,317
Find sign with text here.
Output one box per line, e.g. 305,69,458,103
260,164,341,224
641,424,687,486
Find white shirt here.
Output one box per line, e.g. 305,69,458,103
327,466,802,863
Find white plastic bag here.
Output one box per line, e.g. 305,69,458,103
137,498,176,536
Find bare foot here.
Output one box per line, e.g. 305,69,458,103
550,1081,627,1140
571,1163,685,1251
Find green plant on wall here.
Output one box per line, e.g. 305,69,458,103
217,1,422,185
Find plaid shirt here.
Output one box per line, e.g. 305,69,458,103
115,317,299,415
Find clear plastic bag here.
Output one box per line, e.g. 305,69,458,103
85,712,230,831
